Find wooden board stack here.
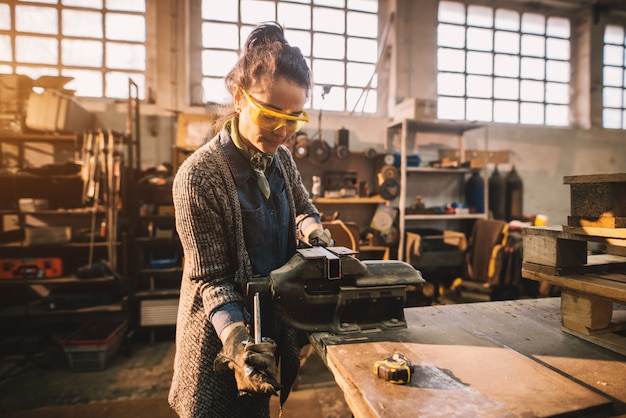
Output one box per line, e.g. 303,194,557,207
522,173,626,355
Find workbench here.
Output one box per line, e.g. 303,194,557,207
310,298,626,417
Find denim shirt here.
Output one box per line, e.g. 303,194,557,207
220,134,291,277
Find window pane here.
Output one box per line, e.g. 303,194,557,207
313,7,345,34
279,3,311,29
521,34,545,57
521,13,544,35
467,27,493,51
467,51,492,75
348,0,377,13
203,77,231,104
466,98,492,121
106,0,145,12
438,1,465,25
437,96,465,120
241,0,275,24
62,68,103,97
604,44,624,66
106,43,145,70
438,24,465,48
347,62,375,87
62,10,103,38
106,71,144,98
312,59,345,85
494,31,519,54
16,5,58,35
546,60,569,82
494,77,518,99
0,36,12,61
313,85,344,111
285,30,311,56
604,25,624,45
546,38,569,60
438,48,465,72
203,22,239,49
603,86,622,107
202,0,238,22
106,13,145,42
347,87,376,113
545,82,568,104
603,108,621,128
494,54,519,77
467,5,492,28
520,57,544,79
62,39,103,66
494,9,519,31
62,0,103,8
520,102,544,124
202,50,238,77
467,75,492,98
347,11,377,37
493,100,518,123
347,38,377,62
16,36,58,64
520,79,544,102
315,0,345,7
546,17,569,38
0,4,10,30
546,104,568,125
314,33,345,59
437,72,465,96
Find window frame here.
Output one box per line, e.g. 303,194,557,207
188,0,382,115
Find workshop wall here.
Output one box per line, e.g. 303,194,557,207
75,0,626,228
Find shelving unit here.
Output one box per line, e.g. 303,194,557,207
0,132,78,170
386,119,488,263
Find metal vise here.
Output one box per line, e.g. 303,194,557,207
266,246,425,334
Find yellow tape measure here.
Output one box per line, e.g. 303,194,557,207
373,352,413,384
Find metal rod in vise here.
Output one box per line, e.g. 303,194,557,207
253,292,261,344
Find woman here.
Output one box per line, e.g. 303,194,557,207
168,22,331,418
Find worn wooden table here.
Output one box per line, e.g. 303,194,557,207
310,298,626,417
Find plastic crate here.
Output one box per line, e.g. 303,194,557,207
62,321,127,372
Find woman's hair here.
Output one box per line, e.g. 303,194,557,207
225,22,311,97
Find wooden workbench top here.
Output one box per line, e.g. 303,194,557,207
310,298,626,417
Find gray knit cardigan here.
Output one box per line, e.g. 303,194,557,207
168,130,319,417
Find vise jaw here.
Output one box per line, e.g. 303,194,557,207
269,246,425,334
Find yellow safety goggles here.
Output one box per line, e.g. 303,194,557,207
241,88,309,133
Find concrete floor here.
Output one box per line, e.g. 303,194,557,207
0,331,352,418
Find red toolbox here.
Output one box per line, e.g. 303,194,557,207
0,258,63,279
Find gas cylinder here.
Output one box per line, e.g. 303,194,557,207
488,165,506,220
465,170,485,214
505,165,524,221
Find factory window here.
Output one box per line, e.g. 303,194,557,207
195,0,379,113
0,0,147,99
436,1,571,126
602,24,626,129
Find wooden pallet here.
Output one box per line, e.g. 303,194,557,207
522,225,626,355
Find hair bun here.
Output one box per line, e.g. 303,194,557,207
244,22,288,53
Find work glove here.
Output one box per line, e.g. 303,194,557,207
214,324,282,396
308,227,333,247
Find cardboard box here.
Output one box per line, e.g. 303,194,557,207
394,98,437,121
24,226,71,245
25,90,93,133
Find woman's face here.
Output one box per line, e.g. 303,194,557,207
235,78,308,154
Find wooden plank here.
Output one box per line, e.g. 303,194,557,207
323,336,611,417
523,225,626,247
568,183,626,218
523,234,587,267
563,173,626,184
522,254,626,276
561,289,613,334
568,216,626,228
563,225,626,239
521,268,626,303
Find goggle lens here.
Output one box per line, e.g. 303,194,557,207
242,89,309,133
